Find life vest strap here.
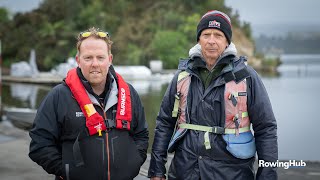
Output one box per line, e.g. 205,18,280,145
225,126,250,134
242,111,248,118
179,123,250,134
172,92,180,117
179,123,251,150
115,73,132,130
65,68,106,136
172,71,190,118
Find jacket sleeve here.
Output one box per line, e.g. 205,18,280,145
148,72,179,178
247,67,278,180
129,85,149,164
29,87,63,176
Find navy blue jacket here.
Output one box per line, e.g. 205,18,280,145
148,45,278,180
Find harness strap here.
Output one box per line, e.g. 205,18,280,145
179,123,251,150
242,112,248,118
179,123,224,134
172,71,190,118
179,123,250,134
172,93,180,118
204,131,211,149
224,126,250,134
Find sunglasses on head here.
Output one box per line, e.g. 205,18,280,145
80,31,109,38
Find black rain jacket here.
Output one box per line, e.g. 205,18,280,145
29,67,149,180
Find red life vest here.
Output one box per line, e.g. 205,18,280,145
224,80,250,135
168,70,251,152
172,71,250,132
65,68,132,136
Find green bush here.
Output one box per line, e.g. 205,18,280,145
150,31,188,69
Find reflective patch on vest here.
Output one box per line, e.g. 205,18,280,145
238,92,247,96
84,104,96,117
76,112,84,117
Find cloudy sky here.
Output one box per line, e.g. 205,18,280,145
1,0,319,24
225,0,320,25
1,0,319,36
0,0,42,13
225,0,320,36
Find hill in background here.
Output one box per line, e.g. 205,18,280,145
254,23,320,55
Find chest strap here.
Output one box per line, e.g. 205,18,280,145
179,123,250,149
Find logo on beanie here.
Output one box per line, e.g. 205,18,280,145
208,20,220,28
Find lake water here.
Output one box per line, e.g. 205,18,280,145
1,54,320,161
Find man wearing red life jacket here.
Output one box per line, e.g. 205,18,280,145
148,10,278,180
29,27,149,180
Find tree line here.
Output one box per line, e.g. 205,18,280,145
255,32,320,55
0,0,252,71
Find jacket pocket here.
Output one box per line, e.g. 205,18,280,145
222,131,256,159
110,131,143,179
62,138,105,180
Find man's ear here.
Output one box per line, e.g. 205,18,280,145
75,54,81,67
109,54,113,64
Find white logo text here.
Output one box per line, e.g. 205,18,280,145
120,88,126,115
259,160,306,169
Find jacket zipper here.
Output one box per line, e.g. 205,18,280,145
101,105,110,180
105,132,110,180
94,102,110,180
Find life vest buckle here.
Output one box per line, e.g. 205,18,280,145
106,119,116,129
121,120,129,129
212,126,225,134
233,115,240,129
175,92,181,100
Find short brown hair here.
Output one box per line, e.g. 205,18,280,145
76,27,113,54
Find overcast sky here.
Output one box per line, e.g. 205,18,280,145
1,0,319,24
1,0,319,36
0,0,42,13
2,0,319,25
225,0,320,25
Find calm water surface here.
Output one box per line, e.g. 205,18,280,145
2,54,320,161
